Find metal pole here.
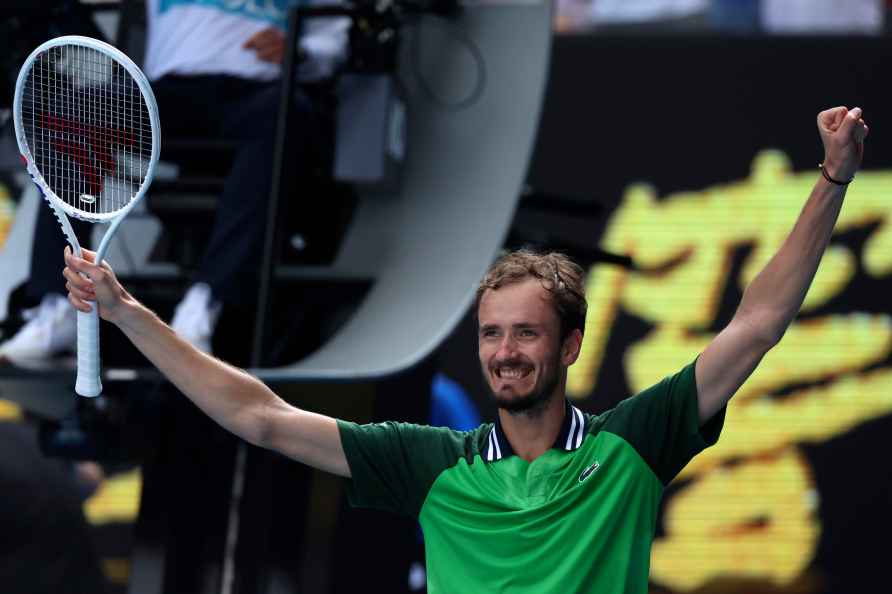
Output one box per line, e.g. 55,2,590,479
252,5,304,366
221,8,304,594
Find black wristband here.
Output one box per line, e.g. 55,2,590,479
819,163,854,186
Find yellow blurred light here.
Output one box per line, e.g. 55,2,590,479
566,151,892,590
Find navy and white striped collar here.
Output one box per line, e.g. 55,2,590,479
484,401,586,463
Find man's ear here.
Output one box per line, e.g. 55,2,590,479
561,329,583,366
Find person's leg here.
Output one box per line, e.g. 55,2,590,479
162,76,330,353
193,80,320,306
159,76,280,352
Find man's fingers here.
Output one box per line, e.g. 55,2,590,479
62,246,114,316
243,30,260,48
256,46,283,63
66,280,95,303
854,117,869,140
819,106,847,132
838,107,863,137
243,27,285,63
66,245,98,264
243,27,280,49
65,253,92,278
68,291,93,314
64,250,106,286
63,266,94,290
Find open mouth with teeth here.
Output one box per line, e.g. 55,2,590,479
495,366,533,381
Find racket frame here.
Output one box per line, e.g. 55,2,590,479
12,35,161,397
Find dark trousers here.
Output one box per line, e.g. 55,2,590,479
28,74,326,306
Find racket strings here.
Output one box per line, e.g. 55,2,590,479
20,43,153,219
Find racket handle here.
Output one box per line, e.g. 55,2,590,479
75,308,102,397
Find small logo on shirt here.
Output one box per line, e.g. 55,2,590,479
578,461,600,483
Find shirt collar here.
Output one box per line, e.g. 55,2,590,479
484,400,586,463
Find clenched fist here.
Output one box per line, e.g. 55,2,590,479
818,106,869,183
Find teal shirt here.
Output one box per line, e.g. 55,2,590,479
338,361,725,593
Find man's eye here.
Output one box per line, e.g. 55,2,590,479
519,329,536,338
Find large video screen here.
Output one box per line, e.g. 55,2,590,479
568,150,892,591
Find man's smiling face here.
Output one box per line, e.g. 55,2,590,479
477,278,573,414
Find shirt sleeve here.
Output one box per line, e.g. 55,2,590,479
601,358,725,485
337,420,466,518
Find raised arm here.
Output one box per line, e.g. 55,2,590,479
695,106,869,423
63,248,351,477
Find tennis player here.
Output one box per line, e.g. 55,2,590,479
63,106,867,593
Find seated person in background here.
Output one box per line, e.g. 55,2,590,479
0,0,348,364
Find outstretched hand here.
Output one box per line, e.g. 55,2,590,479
818,106,869,182
63,247,132,324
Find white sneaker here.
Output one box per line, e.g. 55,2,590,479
0,293,77,365
170,283,222,354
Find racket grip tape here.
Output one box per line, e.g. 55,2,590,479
75,308,103,397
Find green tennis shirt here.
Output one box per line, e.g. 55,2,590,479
337,360,725,593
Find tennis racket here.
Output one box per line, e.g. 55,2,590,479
13,36,160,397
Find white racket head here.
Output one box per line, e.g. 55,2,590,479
12,35,160,224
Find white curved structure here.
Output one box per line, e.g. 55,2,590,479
257,0,553,381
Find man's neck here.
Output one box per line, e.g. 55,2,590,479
498,393,566,462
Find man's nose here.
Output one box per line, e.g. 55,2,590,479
496,335,518,359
